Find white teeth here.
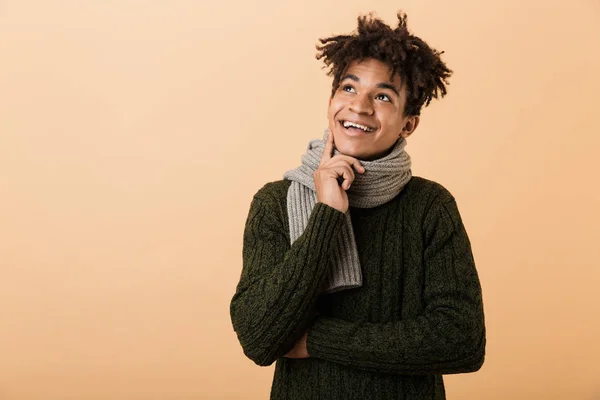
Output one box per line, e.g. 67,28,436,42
343,121,373,132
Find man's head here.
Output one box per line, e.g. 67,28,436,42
316,11,452,160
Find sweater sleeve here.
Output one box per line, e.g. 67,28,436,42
306,196,486,375
230,189,346,367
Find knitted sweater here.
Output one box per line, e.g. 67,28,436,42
230,176,486,399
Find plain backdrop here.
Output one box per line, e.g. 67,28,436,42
1,0,599,399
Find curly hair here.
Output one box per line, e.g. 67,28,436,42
316,11,452,117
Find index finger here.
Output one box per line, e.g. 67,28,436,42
320,130,335,166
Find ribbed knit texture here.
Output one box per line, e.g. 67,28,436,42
283,129,412,293
230,176,486,400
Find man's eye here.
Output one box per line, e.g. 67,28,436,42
376,94,391,102
342,85,356,93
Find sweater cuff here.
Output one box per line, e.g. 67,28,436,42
305,202,346,240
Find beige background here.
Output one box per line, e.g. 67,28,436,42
1,0,599,399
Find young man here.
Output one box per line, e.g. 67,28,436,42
230,11,486,399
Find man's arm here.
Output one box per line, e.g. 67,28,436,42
305,196,486,375
230,188,345,367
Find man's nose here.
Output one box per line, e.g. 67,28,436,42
349,93,374,115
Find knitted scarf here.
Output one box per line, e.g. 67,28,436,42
283,128,412,293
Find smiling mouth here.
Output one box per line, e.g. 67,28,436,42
339,120,376,134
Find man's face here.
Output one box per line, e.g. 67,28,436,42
327,58,418,161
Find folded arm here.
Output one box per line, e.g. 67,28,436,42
306,196,486,375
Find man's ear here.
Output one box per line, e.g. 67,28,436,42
400,116,420,139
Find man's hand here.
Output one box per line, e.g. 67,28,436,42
313,130,365,213
283,331,310,359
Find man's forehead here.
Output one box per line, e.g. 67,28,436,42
341,60,404,89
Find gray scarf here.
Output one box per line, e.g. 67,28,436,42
283,129,412,293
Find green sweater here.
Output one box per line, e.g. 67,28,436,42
230,176,486,399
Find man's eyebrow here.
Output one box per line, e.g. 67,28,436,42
376,82,400,97
340,74,360,83
340,74,400,97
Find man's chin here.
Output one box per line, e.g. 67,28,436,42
335,144,368,160
331,133,372,160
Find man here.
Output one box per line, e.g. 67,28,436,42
230,11,486,399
